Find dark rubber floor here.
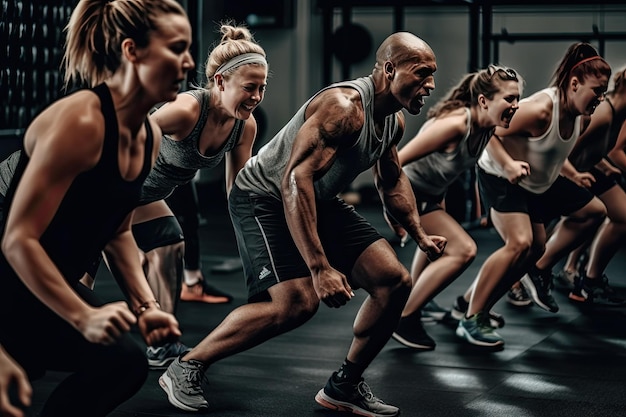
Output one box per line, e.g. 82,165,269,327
27,190,626,417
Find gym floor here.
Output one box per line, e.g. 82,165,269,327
27,194,626,417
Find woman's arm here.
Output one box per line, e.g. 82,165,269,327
2,94,107,331
225,115,257,195
150,93,199,139
607,121,626,173
398,111,466,166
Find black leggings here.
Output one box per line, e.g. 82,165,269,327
1,281,148,417
166,181,201,270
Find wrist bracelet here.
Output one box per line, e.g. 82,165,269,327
134,300,161,316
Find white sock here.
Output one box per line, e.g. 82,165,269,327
184,269,202,286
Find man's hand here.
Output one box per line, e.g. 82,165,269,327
137,308,182,347
312,267,354,308
417,235,447,262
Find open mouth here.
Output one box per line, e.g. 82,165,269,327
503,108,516,120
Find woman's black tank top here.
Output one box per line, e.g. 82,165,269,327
0,83,154,283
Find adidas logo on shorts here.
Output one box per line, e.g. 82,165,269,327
259,266,272,280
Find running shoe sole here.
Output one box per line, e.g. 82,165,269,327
520,275,558,313
148,357,177,369
506,296,533,307
159,372,208,412
391,332,435,351
315,389,399,417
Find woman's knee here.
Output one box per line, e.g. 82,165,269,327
452,238,477,265
582,198,607,221
504,234,534,258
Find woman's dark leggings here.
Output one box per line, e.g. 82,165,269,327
166,181,201,270
1,282,148,417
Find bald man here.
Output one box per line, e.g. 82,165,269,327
159,32,446,417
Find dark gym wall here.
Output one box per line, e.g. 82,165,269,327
2,1,626,198
1,0,77,160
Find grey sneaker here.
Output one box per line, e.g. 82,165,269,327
159,356,209,412
315,372,399,417
506,285,533,307
555,269,579,289
456,312,504,348
146,341,191,369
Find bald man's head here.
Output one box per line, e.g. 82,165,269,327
375,32,434,68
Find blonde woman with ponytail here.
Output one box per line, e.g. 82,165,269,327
0,1,193,415
102,21,268,369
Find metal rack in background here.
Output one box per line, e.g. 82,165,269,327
316,0,626,86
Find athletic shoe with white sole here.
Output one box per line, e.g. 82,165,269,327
159,356,209,412
456,312,504,348
315,372,399,417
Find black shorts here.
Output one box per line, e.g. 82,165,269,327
588,167,620,196
410,183,445,216
131,216,184,253
229,184,383,302
477,167,594,224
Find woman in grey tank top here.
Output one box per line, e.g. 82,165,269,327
387,65,522,351
91,23,269,369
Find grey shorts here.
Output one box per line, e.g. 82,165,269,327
229,184,383,302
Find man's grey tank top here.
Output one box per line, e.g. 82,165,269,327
478,87,582,194
403,107,493,195
140,88,246,204
235,76,400,200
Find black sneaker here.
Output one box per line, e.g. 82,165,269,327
315,372,399,417
521,269,559,313
569,274,625,306
451,295,505,329
392,314,436,350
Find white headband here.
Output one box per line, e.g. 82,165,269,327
215,53,267,76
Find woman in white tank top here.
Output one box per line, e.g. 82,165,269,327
457,42,611,348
